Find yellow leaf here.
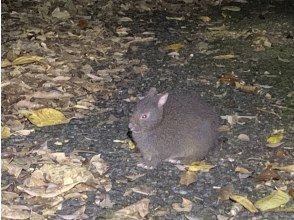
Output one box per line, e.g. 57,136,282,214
213,54,238,60
164,43,184,52
12,55,46,66
221,6,241,12
187,162,215,172
1,59,12,68
254,190,291,211
198,16,211,23
230,194,258,213
1,126,11,139
20,108,69,127
273,165,294,173
267,133,283,144
235,166,251,174
128,139,136,150
179,171,196,186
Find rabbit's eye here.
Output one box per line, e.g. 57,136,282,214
141,114,147,119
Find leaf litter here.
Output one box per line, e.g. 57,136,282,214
2,0,294,219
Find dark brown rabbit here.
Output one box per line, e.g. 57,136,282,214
129,88,219,169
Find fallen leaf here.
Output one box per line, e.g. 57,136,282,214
1,58,12,67
51,7,71,20
1,126,11,139
235,82,259,93
256,165,280,182
198,16,211,22
179,171,196,186
20,108,69,127
12,55,46,66
114,198,150,219
218,184,233,201
164,43,184,52
221,6,241,12
267,132,283,144
254,190,291,211
213,54,237,60
187,162,215,172
1,204,31,219
128,139,136,149
237,134,250,141
273,164,294,173
172,198,193,212
125,173,146,181
218,73,240,86
89,154,108,175
18,182,83,198
235,166,251,174
230,194,258,213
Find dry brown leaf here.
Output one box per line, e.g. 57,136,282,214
18,181,83,198
218,184,234,201
235,166,251,174
179,171,197,186
273,164,294,173
237,134,250,141
12,55,46,66
172,198,193,212
89,154,108,175
1,204,31,219
164,43,184,52
235,82,259,93
218,73,240,86
256,165,280,182
114,198,150,219
125,173,146,181
230,194,258,213
198,16,211,23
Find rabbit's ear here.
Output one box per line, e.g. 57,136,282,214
147,87,157,96
158,93,169,108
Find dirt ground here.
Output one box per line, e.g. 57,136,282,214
1,0,294,219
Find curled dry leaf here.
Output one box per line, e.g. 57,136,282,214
114,198,150,219
235,166,251,174
273,164,294,173
221,6,241,12
230,195,258,213
89,154,108,175
12,55,46,66
172,198,193,212
254,190,291,211
213,54,238,60
1,204,31,219
256,165,280,182
20,108,69,127
237,134,250,141
17,181,83,198
125,173,146,181
235,82,259,94
218,184,234,201
179,171,197,186
198,16,211,23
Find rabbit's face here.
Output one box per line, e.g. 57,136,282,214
129,96,163,133
129,91,168,133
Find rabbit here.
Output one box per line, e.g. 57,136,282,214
129,88,219,169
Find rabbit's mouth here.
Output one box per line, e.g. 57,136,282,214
128,123,139,133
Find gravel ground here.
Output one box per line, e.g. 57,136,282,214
2,0,293,219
